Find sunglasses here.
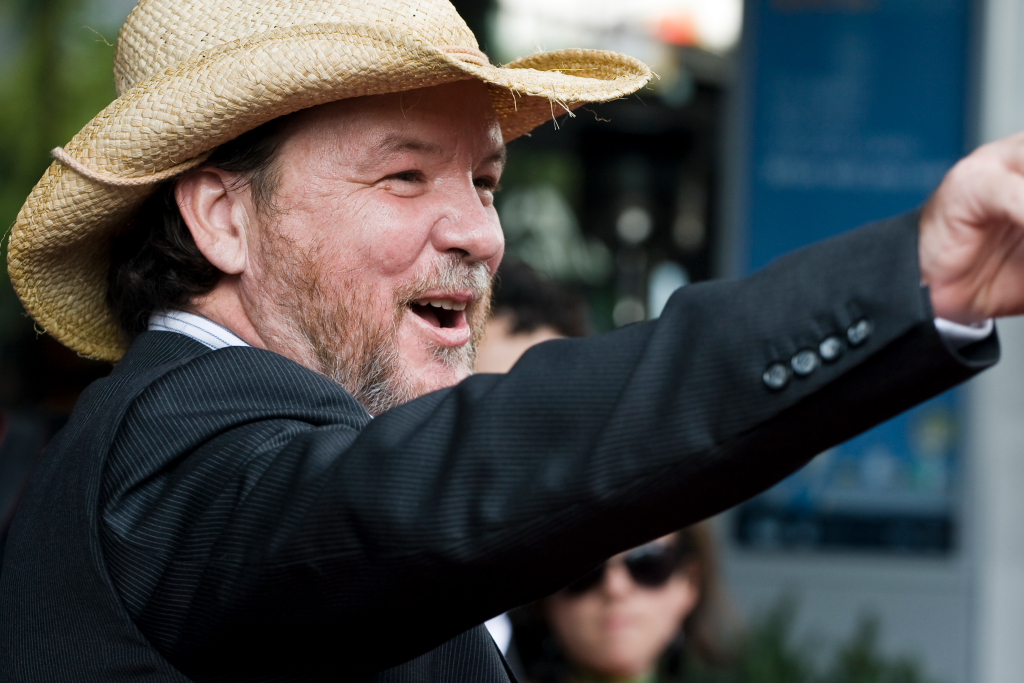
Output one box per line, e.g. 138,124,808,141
562,541,687,596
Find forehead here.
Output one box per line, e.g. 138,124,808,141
282,80,504,160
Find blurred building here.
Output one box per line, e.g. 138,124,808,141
724,2,974,681
721,3,1024,683
485,0,740,331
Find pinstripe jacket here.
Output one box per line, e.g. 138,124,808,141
0,214,998,681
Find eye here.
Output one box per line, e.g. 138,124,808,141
383,170,425,184
379,169,427,196
474,176,502,192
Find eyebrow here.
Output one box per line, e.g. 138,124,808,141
362,133,507,170
486,146,508,168
375,134,446,159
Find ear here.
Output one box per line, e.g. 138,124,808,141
175,168,252,276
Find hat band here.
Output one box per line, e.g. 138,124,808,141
50,147,215,187
436,45,489,67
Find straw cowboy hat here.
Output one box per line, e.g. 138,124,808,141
7,0,651,362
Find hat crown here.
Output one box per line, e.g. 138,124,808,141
114,0,478,95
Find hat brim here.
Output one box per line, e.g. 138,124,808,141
7,22,652,361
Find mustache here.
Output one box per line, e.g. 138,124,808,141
394,255,493,310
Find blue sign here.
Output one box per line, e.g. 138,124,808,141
736,0,973,553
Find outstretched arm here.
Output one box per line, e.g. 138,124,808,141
116,211,994,677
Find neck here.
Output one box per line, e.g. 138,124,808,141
189,275,335,380
188,277,266,350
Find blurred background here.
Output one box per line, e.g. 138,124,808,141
2,1,1024,681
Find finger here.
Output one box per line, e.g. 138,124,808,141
989,168,1024,229
994,131,1024,174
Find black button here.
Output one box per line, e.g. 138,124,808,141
819,335,844,362
791,350,820,376
763,363,790,390
847,318,873,346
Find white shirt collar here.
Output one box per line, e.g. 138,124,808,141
148,310,250,350
148,310,374,419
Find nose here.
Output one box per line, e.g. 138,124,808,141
430,183,504,270
600,561,636,599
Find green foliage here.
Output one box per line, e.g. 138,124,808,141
682,601,938,683
0,0,120,346
823,617,926,683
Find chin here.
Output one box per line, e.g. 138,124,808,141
408,359,472,396
589,638,655,678
593,658,649,680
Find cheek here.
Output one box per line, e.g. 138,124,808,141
281,174,476,278
345,198,439,275
485,224,505,274
547,596,602,644
639,577,699,642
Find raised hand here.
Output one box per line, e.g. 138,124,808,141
920,131,1024,324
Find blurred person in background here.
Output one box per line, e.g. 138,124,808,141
476,259,589,375
513,524,734,683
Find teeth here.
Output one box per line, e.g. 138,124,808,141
419,298,466,312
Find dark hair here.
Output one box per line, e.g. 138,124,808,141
674,523,734,669
106,116,295,341
491,259,589,338
510,523,738,683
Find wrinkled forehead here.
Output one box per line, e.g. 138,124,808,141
283,80,504,161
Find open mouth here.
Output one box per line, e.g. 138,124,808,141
408,297,468,330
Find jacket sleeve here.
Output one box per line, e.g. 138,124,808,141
102,212,997,677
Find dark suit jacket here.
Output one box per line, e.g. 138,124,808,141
0,214,998,681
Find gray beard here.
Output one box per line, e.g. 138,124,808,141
256,242,491,416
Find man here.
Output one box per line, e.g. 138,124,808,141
0,0,1020,681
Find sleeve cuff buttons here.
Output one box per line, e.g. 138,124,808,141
818,335,845,362
763,363,791,390
847,318,873,346
791,349,820,376
762,319,872,391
